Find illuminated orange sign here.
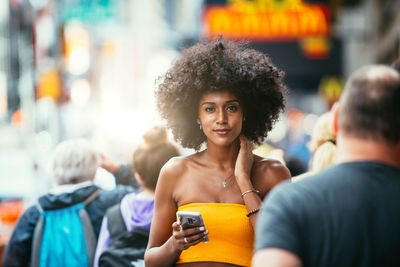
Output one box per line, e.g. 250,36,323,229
203,0,330,41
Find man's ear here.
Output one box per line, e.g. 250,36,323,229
331,102,339,135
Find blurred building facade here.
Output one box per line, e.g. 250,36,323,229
1,0,399,135
0,0,399,197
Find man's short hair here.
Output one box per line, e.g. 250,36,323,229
339,65,400,144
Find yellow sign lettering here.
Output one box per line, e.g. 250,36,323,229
203,0,329,40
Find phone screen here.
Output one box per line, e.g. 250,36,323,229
180,216,203,229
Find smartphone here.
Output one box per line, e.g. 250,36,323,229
176,211,209,242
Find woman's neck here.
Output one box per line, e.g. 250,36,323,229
205,140,239,170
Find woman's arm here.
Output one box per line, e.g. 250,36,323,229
144,158,207,267
144,163,181,267
235,135,291,228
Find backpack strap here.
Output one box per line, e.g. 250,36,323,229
36,202,43,213
78,208,96,267
83,188,102,206
30,213,44,267
106,203,127,240
80,188,102,267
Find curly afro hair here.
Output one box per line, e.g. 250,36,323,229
156,38,287,150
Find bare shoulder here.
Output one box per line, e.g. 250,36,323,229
161,155,188,172
158,153,201,184
158,156,188,183
154,156,192,206
253,155,291,180
252,155,291,196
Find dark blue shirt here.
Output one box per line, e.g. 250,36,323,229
256,162,400,267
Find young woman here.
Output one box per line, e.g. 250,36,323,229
144,38,291,267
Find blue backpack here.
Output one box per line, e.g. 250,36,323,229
30,189,101,267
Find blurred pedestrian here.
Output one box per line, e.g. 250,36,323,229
94,125,180,267
253,65,400,267
2,139,134,267
308,111,337,171
145,37,290,267
291,110,337,182
282,108,311,170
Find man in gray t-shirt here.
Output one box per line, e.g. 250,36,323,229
253,65,400,267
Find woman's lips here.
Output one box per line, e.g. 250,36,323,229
213,129,231,135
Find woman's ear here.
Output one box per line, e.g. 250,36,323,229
134,171,144,185
331,102,339,135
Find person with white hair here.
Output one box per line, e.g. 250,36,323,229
2,138,134,267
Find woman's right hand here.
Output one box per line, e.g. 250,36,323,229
235,134,254,182
171,220,208,251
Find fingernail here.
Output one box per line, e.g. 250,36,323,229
199,226,205,231
204,230,208,235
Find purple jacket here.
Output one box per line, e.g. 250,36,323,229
93,192,154,267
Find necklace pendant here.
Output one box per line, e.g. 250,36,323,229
223,181,227,188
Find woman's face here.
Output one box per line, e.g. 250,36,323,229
198,90,244,147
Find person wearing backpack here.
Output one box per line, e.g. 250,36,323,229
2,139,135,267
94,125,180,267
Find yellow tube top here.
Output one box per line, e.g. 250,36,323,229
177,203,254,267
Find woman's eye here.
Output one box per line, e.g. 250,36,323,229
227,105,238,111
205,107,215,112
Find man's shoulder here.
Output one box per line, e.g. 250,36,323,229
288,162,362,187
266,164,346,205
268,161,400,206
302,161,400,185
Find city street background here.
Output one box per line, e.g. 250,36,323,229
0,0,399,253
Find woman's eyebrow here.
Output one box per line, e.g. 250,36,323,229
200,99,239,106
200,102,215,106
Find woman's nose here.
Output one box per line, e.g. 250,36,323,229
216,109,227,124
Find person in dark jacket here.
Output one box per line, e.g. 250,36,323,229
100,153,140,188
1,139,134,267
